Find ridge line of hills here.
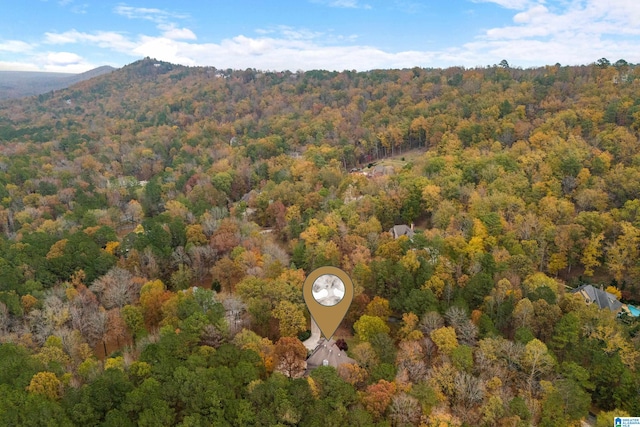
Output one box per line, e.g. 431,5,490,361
0,65,116,100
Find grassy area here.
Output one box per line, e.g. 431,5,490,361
361,148,426,173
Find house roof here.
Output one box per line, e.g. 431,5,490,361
372,165,394,176
240,190,258,203
306,338,356,371
571,284,623,311
390,224,414,239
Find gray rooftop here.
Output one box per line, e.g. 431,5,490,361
390,224,415,239
572,284,623,311
306,338,356,372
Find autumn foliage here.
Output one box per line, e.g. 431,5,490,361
0,58,639,424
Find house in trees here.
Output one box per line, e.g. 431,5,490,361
240,190,258,204
371,164,395,177
305,338,356,373
303,319,357,374
571,284,623,312
239,190,258,219
390,224,415,239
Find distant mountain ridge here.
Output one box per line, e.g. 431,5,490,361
0,66,116,100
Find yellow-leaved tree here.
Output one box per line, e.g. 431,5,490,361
273,300,307,338
607,221,640,281
581,232,604,276
354,315,390,342
364,296,392,319
430,326,458,356
26,372,61,400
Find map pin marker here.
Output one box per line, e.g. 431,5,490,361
303,266,354,341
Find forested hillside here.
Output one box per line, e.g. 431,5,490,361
0,57,639,425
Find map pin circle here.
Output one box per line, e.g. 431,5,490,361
303,266,354,341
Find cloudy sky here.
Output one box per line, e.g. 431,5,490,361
1,0,639,73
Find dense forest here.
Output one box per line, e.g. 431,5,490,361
0,57,639,426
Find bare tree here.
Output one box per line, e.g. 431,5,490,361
456,320,479,346
188,245,217,283
124,200,143,224
42,294,65,323
453,372,484,424
397,341,428,383
90,267,140,309
389,393,421,426
444,306,468,328
171,246,191,268
422,336,437,364
26,309,52,346
445,306,477,346
70,285,106,350
222,296,246,335
56,327,90,364
499,340,524,371
262,241,290,273
420,311,444,335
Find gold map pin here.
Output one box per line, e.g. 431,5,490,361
303,266,354,340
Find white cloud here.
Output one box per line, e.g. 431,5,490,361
158,24,197,41
512,4,548,24
256,26,324,41
44,30,138,52
46,51,83,65
40,24,416,71
71,4,88,14
57,0,88,14
27,6,640,73
0,40,35,53
4,0,640,73
392,1,425,14
329,0,361,8
132,36,199,66
471,0,536,10
39,24,435,71
467,0,640,66
44,31,80,44
38,51,96,72
311,0,371,9
129,34,434,71
113,5,188,23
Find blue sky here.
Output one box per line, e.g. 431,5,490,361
1,0,640,72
